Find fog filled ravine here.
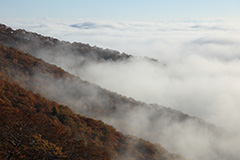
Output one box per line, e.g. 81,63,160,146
1,20,240,160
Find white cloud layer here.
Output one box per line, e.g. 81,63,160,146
2,18,240,131
2,17,240,159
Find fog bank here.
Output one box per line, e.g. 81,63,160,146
2,18,240,159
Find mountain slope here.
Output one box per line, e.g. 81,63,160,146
0,24,131,67
0,44,139,117
0,78,183,160
0,24,235,160
0,44,216,129
0,43,226,160
0,24,217,127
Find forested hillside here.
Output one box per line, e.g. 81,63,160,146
0,44,216,133
0,24,131,66
0,79,182,159
0,26,185,159
0,24,231,160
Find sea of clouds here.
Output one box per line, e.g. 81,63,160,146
1,18,240,133
2,17,240,159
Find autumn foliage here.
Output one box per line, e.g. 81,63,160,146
0,78,182,159
0,25,184,160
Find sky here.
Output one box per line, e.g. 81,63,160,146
1,0,240,21
1,1,240,159
1,0,240,126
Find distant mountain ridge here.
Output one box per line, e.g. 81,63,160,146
0,24,131,65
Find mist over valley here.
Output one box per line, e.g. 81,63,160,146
1,20,240,159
